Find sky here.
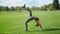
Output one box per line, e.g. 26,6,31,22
0,0,60,7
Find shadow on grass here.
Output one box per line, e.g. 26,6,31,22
44,28,60,31
28,28,60,32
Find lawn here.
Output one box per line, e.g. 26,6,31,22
0,10,60,34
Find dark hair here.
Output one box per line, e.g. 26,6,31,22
35,17,39,20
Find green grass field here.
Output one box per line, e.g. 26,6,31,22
0,10,60,34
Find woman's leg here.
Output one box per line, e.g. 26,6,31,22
25,17,34,31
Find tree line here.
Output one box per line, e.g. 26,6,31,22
0,6,24,11
0,0,60,11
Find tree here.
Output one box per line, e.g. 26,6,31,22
0,6,3,11
6,6,9,11
53,0,59,10
11,6,15,11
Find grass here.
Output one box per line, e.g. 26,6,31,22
0,10,60,34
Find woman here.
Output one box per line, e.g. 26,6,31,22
23,4,42,32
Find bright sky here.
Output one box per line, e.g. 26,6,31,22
0,0,60,7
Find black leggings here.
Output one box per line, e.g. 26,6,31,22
25,17,39,31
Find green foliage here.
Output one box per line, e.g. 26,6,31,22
0,2,60,11
53,0,59,10
0,6,24,11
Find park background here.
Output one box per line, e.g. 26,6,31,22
0,0,60,34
